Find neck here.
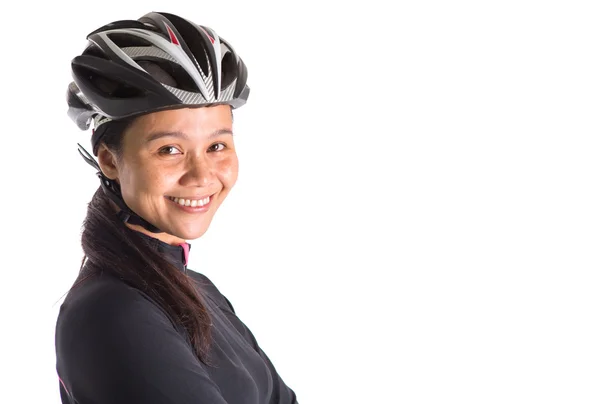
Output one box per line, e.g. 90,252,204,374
124,222,186,246
108,199,186,246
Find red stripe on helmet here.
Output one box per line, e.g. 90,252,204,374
199,26,215,44
165,23,180,45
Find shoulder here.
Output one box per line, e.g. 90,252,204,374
187,270,237,314
56,271,177,346
55,271,189,376
54,272,229,403
58,271,154,317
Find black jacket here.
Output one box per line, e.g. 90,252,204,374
55,231,298,403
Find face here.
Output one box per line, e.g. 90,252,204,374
97,105,238,243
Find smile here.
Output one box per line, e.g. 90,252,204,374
167,195,211,207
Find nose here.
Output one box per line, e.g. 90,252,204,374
180,152,215,186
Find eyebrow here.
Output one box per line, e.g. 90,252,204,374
145,128,233,143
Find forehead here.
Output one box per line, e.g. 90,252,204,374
125,105,233,142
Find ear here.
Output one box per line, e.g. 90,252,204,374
97,144,120,181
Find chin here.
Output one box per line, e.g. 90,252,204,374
169,223,211,241
180,230,209,241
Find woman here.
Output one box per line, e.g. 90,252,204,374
55,11,298,404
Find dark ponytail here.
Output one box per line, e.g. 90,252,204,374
75,120,215,366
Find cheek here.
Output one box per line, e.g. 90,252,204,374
217,154,239,188
121,162,170,198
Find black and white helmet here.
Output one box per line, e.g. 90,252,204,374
67,11,250,140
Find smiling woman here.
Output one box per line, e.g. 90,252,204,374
55,11,298,404
97,106,238,244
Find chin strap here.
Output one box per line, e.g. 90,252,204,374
77,143,163,234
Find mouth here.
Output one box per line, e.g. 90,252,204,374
166,194,213,208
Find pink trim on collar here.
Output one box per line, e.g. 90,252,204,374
179,243,190,266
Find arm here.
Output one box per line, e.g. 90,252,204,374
221,295,299,404
55,281,228,404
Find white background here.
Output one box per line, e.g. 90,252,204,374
1,0,599,403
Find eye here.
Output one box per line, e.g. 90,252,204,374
158,146,182,155
208,142,227,152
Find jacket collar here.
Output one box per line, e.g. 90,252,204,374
135,231,191,272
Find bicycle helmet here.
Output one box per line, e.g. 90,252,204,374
68,11,250,233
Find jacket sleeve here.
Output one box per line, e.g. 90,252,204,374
221,295,299,404
55,282,229,404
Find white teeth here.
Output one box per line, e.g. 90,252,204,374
170,196,211,207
